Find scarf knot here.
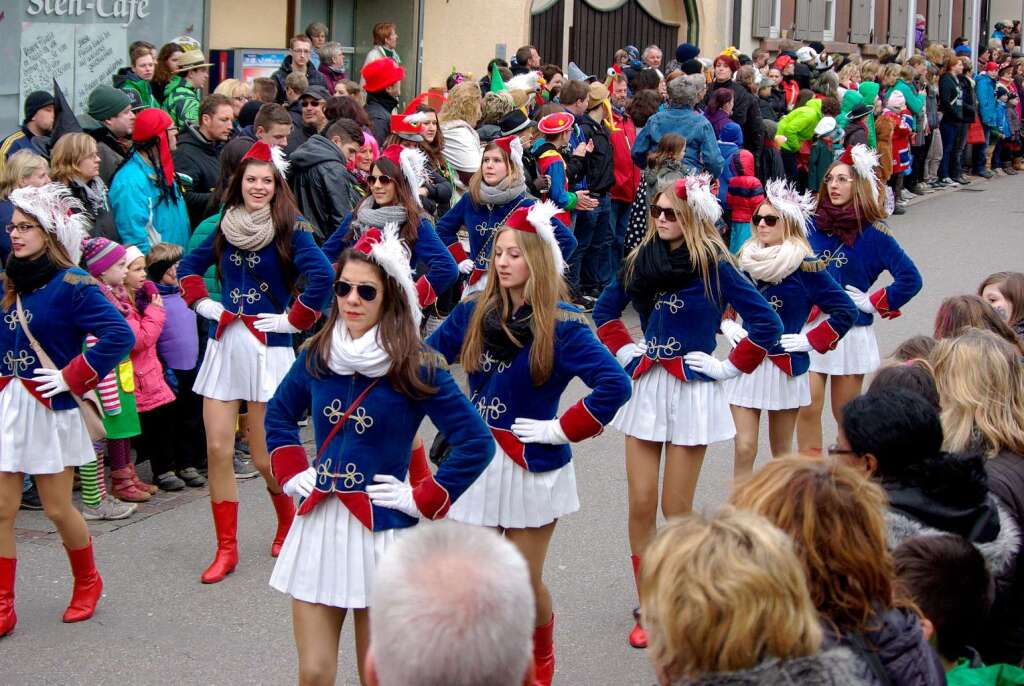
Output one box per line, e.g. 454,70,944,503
220,205,276,251
737,239,809,284
328,323,391,377
813,195,864,246
477,177,527,207
354,204,408,234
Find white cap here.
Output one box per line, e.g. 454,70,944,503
814,116,837,136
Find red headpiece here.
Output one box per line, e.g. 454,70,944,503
403,91,446,115
503,201,565,274
242,139,290,176
537,111,574,135
132,108,176,187
389,113,424,141
350,224,421,326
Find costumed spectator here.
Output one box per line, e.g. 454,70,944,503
858,80,881,148
0,151,50,264
109,108,191,253
402,100,457,220
882,90,915,213
317,42,347,95
439,81,484,191
807,116,841,192
842,103,873,149
776,94,823,189
774,55,800,113
163,50,213,129
173,94,234,226
0,91,53,167
150,42,184,105
978,271,1024,336
113,41,159,110
272,35,328,105
362,22,402,71
50,133,111,234
289,117,363,242
632,76,723,178
362,58,405,149
83,85,136,185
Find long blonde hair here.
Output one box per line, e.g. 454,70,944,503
468,141,524,206
641,508,822,682
931,329,1024,456
461,227,569,385
439,81,482,128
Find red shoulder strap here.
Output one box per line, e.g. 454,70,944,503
316,378,381,459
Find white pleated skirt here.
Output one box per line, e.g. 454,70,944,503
611,365,735,446
269,497,402,609
448,446,580,529
0,381,94,474
803,320,880,376
725,359,811,411
193,320,295,402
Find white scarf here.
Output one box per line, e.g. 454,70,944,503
328,322,391,378
737,239,808,284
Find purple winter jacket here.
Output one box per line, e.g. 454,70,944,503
155,283,199,371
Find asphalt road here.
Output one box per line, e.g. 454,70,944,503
5,174,1023,685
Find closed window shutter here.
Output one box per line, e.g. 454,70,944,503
963,0,975,38
888,0,908,45
807,1,826,40
849,0,872,43
752,0,773,38
794,0,811,39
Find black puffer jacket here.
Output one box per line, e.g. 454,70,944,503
982,449,1024,666
670,647,871,686
576,115,615,194
704,79,763,171
288,134,361,243
172,124,222,227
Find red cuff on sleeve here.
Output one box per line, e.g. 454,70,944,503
447,242,469,264
179,274,209,306
596,319,632,354
408,444,432,488
287,297,321,330
412,476,451,520
805,319,841,353
63,354,99,395
415,275,437,307
559,399,604,442
869,289,901,319
728,336,769,373
271,445,309,489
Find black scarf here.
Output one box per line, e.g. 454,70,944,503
482,303,534,364
5,254,60,294
367,90,400,115
624,239,697,317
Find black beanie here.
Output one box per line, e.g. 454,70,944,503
238,100,263,128
23,91,54,124
681,59,703,75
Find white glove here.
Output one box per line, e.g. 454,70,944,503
283,466,316,499
683,351,742,380
615,342,647,367
32,367,70,398
366,474,420,517
254,312,301,334
780,333,814,353
845,285,877,314
511,417,570,445
458,259,475,275
720,319,749,348
194,298,226,322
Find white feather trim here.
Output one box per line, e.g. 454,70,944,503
9,183,89,263
403,111,431,126
526,200,565,275
269,145,290,178
682,173,723,226
506,72,540,93
399,147,429,207
850,144,880,200
763,178,814,235
370,223,422,328
509,136,525,174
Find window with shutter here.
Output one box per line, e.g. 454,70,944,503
849,0,872,43
752,0,773,38
794,0,812,39
888,0,908,45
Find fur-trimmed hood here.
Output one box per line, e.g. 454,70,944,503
670,647,871,686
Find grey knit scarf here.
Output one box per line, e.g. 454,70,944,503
477,177,527,207
354,204,408,231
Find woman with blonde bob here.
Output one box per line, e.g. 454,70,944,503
50,133,110,226
438,80,484,189
641,508,868,685
0,151,50,263
427,201,631,686
212,78,252,121
731,458,944,685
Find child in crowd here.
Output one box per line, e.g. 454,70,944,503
978,271,1024,337
623,133,692,255
807,116,840,193
883,90,915,213
723,148,763,254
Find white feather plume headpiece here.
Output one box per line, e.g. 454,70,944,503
506,71,540,93
268,144,290,177
354,223,422,328
763,179,815,235
676,173,723,226
403,111,432,126
9,183,89,263
840,144,881,201
399,147,429,207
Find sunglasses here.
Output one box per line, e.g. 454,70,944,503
334,280,378,301
367,174,394,186
752,213,780,226
649,206,678,221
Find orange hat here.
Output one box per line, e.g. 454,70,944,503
537,111,574,135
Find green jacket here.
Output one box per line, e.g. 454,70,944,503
777,98,823,152
163,75,201,128
187,209,222,303
858,81,880,148
886,79,925,131
837,90,865,130
112,68,159,110
947,658,1024,685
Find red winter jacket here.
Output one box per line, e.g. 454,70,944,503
609,110,640,204
726,150,764,223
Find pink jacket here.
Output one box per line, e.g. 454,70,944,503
125,300,174,412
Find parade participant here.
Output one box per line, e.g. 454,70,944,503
265,224,493,686
796,146,922,452
321,150,458,312
435,138,576,298
530,111,594,228
427,201,632,685
592,174,783,650
177,141,334,582
726,180,857,478
383,107,454,219
0,184,134,635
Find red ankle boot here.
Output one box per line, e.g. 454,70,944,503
63,540,102,623
629,555,647,649
129,464,158,495
0,556,16,637
268,490,295,558
533,614,555,686
201,500,238,583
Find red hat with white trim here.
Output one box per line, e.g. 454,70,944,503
503,201,565,275
537,111,574,135
351,224,421,327
493,134,525,173
389,112,426,142
242,139,290,177
403,91,446,115
838,143,881,201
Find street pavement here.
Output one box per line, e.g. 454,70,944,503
4,174,1023,685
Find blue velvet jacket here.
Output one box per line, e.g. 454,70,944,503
267,349,494,531
807,220,922,326
321,212,458,307
177,217,334,347
593,256,784,381
427,300,632,473
0,268,134,411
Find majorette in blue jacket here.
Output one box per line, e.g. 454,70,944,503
807,220,922,326
177,216,334,347
266,348,494,531
0,268,135,411
320,212,458,308
593,255,785,381
434,193,578,287
427,299,632,473
735,257,859,377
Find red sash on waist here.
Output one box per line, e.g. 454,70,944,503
632,356,687,382
297,489,375,531
215,312,268,345
491,426,528,470
0,376,54,409
468,268,487,285
768,353,794,376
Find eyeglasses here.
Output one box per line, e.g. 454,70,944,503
752,213,780,226
233,95,250,103
334,280,378,301
367,174,394,186
826,444,859,457
5,222,40,235
649,206,678,221
824,174,853,185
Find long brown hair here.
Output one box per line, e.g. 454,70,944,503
461,227,568,385
350,157,424,248
816,161,887,225
2,208,75,309
978,271,1024,331
213,159,300,294
152,42,184,90
304,251,436,398
468,141,524,206
933,294,1024,355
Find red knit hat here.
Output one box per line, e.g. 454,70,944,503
773,55,794,71
132,108,175,186
537,111,573,135
361,58,406,93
